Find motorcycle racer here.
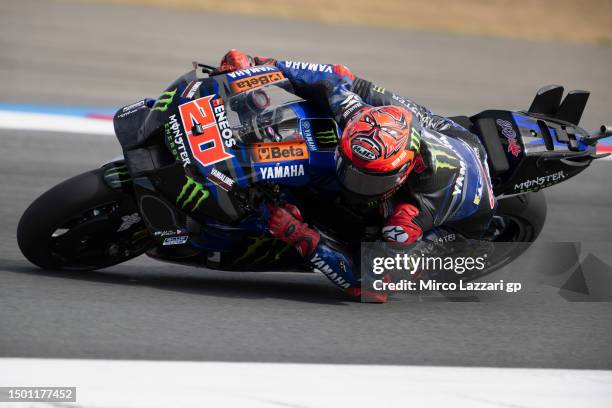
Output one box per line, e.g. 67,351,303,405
218,50,497,301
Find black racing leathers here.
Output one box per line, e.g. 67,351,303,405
352,78,497,236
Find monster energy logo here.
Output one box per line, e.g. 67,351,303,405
315,130,337,146
104,164,132,187
176,176,209,211
152,89,177,112
429,148,458,171
233,236,293,265
410,127,421,151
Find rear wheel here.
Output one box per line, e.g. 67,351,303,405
17,169,152,270
454,191,547,281
492,191,547,243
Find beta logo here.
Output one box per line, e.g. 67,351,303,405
252,141,309,163
178,96,236,167
230,72,285,94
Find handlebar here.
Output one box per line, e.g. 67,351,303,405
600,125,612,137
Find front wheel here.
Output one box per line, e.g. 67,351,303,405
17,169,152,270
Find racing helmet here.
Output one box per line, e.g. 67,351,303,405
336,106,421,197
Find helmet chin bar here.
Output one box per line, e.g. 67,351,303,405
336,154,408,197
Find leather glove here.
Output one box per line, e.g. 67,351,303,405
267,203,320,257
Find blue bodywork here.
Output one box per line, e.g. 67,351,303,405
169,69,344,257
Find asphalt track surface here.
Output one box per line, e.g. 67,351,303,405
1,0,611,368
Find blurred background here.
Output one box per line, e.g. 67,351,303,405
97,0,612,43
1,0,612,379
1,0,611,129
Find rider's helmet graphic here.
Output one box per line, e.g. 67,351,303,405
336,106,421,197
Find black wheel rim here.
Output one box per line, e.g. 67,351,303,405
48,201,151,270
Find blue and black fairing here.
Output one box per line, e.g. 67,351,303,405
109,66,347,269
153,66,345,268
177,68,342,192
469,85,598,196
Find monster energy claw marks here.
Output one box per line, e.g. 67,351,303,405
103,164,132,188
176,176,209,211
314,129,337,147
152,89,177,112
410,127,421,151
428,148,458,171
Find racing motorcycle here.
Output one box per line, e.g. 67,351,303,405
17,62,612,282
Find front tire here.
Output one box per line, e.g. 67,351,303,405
17,169,152,270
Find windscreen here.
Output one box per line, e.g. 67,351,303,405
223,79,306,145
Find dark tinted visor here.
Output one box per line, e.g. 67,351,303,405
336,154,406,197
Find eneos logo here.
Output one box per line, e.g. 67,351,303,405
178,95,236,167
252,141,309,163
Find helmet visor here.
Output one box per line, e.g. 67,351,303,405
336,154,407,197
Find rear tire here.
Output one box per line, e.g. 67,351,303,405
455,191,547,281
494,191,547,243
17,169,151,270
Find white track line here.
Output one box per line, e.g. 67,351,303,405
0,110,114,135
0,358,611,408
